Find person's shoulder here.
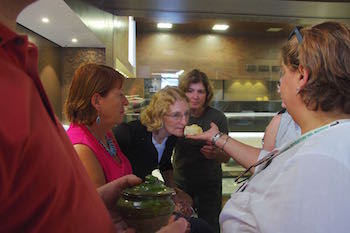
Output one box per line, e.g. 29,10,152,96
116,120,147,136
67,124,91,144
206,106,227,119
269,113,282,127
0,63,34,142
168,135,178,144
207,106,225,115
67,124,85,137
124,119,147,132
128,119,143,127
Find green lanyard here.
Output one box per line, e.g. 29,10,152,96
234,119,350,189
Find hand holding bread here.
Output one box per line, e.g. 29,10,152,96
184,124,203,136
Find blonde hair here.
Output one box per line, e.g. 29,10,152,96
140,86,188,131
64,63,124,125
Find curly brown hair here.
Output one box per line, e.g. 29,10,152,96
281,21,350,113
178,69,214,107
64,63,124,125
140,86,188,132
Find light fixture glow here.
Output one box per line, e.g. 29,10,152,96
41,17,49,23
89,20,105,29
176,70,184,76
128,16,136,67
160,69,184,78
113,19,123,28
266,28,282,32
212,24,229,31
157,23,173,29
71,38,78,43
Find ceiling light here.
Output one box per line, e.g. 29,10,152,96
176,70,184,76
71,38,78,43
160,69,184,78
157,23,172,29
41,17,49,23
266,28,282,32
212,24,229,31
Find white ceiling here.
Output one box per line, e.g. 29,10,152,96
17,0,104,47
16,0,350,47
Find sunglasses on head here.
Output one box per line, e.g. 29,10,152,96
288,26,303,43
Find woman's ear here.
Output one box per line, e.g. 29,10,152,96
91,93,101,110
298,65,309,89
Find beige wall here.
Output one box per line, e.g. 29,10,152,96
136,32,284,101
136,32,284,80
17,24,106,122
123,78,145,97
16,25,63,119
17,20,285,121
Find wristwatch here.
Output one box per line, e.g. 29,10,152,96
211,132,224,145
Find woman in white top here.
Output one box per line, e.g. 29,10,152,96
188,21,350,233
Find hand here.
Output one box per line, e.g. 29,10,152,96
156,216,190,233
173,187,193,206
186,122,220,144
200,141,219,159
97,174,142,232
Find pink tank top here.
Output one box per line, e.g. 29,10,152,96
67,123,132,183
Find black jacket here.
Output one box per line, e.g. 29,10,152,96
113,120,176,180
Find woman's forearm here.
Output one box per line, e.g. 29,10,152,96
215,135,261,172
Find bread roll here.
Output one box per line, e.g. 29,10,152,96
184,124,203,136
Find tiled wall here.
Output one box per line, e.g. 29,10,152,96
61,48,105,122
17,24,106,122
136,31,284,81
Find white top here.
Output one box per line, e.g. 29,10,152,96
152,135,168,163
220,120,350,233
275,111,301,148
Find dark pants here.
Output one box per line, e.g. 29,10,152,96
178,181,222,233
174,213,214,233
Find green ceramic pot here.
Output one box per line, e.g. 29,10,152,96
117,175,175,233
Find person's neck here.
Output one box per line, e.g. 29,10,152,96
153,127,169,144
87,123,109,145
294,108,350,134
191,106,206,118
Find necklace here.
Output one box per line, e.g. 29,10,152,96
100,136,117,157
86,126,117,157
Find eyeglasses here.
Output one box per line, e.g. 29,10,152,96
165,111,190,122
288,26,303,43
234,150,278,192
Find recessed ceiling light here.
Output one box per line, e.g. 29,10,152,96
266,28,282,32
71,38,78,43
212,24,229,31
113,20,123,28
157,23,172,29
41,17,49,23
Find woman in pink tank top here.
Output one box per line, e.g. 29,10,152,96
64,63,132,187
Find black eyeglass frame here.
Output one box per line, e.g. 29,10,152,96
233,151,279,192
288,26,303,43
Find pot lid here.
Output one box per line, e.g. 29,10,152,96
122,175,175,197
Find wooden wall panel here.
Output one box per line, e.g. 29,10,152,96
136,32,284,81
16,25,63,119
